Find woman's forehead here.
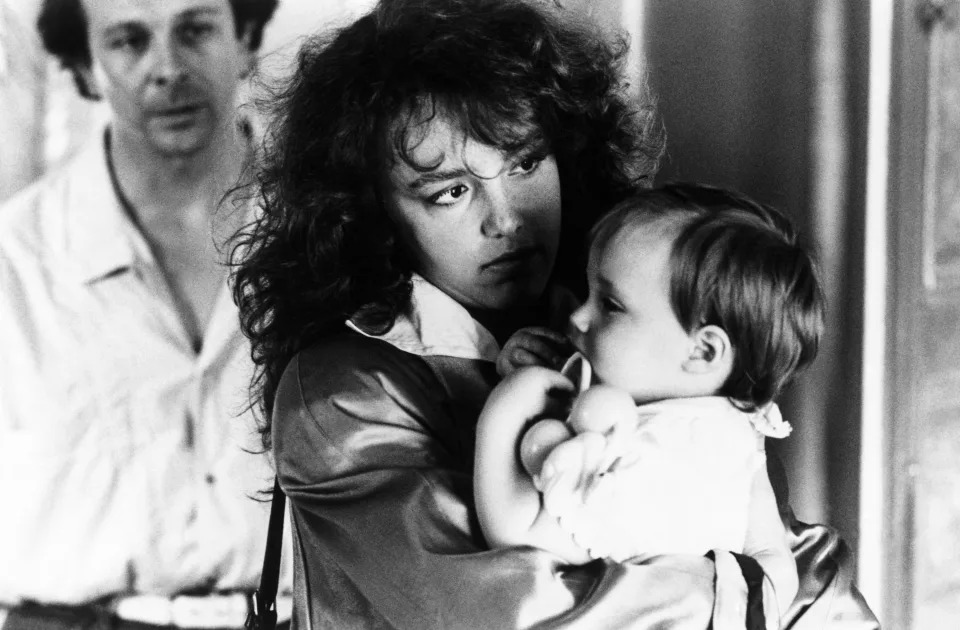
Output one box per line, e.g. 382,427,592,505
385,102,542,173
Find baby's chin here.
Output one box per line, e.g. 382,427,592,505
606,385,692,406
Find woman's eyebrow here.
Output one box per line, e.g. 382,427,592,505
406,167,468,190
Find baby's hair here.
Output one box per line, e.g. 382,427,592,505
589,182,825,409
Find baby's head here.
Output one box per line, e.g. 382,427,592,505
568,182,824,409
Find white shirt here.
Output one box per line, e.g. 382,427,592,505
346,273,501,361
0,133,287,606
547,397,786,563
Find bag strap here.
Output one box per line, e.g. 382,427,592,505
246,477,286,630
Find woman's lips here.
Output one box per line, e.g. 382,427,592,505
481,246,539,271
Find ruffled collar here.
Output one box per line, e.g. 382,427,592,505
562,353,791,438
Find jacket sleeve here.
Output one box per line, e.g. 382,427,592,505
766,447,880,629
272,335,718,630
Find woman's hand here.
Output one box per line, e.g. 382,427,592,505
496,326,573,377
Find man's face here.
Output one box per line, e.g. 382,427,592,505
381,112,562,314
81,0,253,157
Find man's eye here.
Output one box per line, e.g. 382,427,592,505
179,22,216,44
428,184,469,205
109,32,148,52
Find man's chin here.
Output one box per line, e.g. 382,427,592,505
148,128,213,158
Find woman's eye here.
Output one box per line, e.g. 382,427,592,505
428,184,469,205
512,155,543,175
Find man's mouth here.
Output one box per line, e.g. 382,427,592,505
154,103,204,118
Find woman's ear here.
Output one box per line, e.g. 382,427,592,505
683,325,733,377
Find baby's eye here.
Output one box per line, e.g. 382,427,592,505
428,184,470,205
600,297,624,314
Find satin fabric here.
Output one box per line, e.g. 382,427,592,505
273,332,879,629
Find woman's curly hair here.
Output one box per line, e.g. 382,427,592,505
231,0,665,444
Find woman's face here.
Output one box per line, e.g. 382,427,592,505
381,113,562,314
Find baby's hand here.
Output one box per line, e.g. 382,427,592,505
496,327,573,377
537,395,638,512
481,366,576,434
519,419,574,479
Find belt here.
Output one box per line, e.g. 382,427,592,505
8,594,292,630
111,593,292,629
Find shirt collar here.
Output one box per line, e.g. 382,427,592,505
346,273,501,363
65,129,142,285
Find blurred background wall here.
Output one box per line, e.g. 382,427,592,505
3,0,957,627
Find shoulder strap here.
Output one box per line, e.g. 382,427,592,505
246,477,286,630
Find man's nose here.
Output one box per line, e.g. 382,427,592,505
480,181,523,237
149,36,188,87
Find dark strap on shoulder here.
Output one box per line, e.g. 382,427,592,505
246,477,286,630
705,549,767,630
731,552,768,630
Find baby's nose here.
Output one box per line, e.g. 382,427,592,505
568,305,590,336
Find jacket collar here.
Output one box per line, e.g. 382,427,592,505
346,273,501,363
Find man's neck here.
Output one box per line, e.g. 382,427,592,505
108,123,248,227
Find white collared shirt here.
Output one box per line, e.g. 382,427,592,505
0,132,288,605
346,273,501,362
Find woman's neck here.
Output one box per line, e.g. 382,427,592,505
468,296,551,347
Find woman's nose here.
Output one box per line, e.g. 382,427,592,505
480,182,523,237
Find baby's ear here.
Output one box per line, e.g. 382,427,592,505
683,325,734,377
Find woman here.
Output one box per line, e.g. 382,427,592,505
233,0,877,628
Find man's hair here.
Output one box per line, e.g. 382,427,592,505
230,0,665,438
36,0,279,99
590,183,825,409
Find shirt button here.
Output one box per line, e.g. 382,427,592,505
205,474,216,484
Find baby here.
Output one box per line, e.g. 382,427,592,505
474,183,824,620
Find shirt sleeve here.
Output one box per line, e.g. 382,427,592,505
272,334,718,630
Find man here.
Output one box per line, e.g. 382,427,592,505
0,1,287,628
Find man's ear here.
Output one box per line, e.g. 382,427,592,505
683,324,733,376
74,64,102,100
236,22,257,79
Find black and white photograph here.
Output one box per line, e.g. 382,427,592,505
0,1,953,628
